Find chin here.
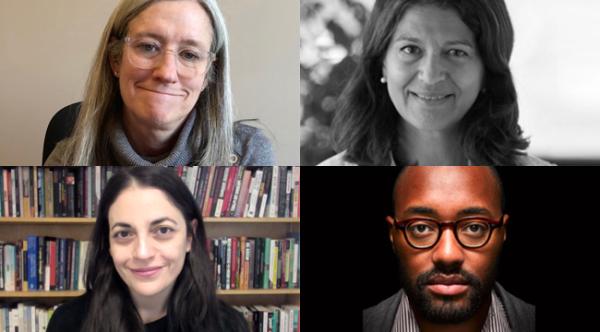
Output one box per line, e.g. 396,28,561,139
131,284,165,297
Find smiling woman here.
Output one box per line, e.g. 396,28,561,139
318,0,554,166
44,0,275,166
46,167,249,332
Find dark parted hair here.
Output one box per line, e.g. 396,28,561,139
332,0,529,165
82,167,247,332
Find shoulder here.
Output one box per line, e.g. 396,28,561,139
44,139,69,166
233,122,275,166
513,153,556,166
494,283,535,332
317,151,359,166
363,290,403,332
47,293,89,332
218,300,250,332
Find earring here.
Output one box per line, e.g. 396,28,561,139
114,71,119,77
380,76,387,84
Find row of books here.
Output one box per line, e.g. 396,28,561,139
0,166,300,219
0,304,55,332
0,237,89,291
0,304,300,332
235,305,300,332
177,166,300,218
210,235,300,290
1,235,301,292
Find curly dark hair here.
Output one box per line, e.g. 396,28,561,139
332,0,529,165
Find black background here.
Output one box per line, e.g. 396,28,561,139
301,166,598,331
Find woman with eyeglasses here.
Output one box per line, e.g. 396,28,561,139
44,0,274,166
46,167,249,332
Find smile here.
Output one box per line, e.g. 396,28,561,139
138,87,183,97
130,266,162,278
409,91,453,103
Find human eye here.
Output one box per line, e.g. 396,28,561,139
399,45,422,56
179,49,202,62
459,220,489,236
447,49,469,57
407,220,436,237
153,226,175,238
113,229,133,240
133,39,161,56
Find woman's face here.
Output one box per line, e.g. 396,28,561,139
108,185,193,300
111,0,214,132
382,4,484,132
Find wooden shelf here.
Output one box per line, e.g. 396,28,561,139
217,289,300,295
0,289,300,298
0,217,299,224
0,291,85,298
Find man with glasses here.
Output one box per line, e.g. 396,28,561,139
363,166,534,332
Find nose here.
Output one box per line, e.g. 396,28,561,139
418,53,447,85
431,227,465,267
133,236,156,260
153,50,179,83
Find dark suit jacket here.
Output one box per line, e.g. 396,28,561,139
363,283,535,332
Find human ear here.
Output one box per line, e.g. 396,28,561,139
386,216,395,244
186,219,198,252
108,37,121,77
502,214,509,242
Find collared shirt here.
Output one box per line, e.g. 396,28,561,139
391,289,511,332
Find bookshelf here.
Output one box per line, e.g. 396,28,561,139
0,216,300,307
0,166,301,317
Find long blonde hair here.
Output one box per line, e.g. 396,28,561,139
59,0,234,165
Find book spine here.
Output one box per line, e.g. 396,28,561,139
37,236,45,290
277,167,287,218
221,167,238,218
27,235,37,291
235,170,252,217
0,244,4,290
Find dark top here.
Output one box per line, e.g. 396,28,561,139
363,283,535,332
47,292,249,332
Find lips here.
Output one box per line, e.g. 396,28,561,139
138,86,183,97
130,266,162,277
409,91,453,102
426,274,469,296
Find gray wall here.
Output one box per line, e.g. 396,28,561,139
0,0,299,165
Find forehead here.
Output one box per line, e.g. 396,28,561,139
127,0,213,47
391,4,476,45
394,166,501,215
108,186,185,226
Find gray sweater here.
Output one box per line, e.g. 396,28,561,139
45,113,275,166
363,283,535,332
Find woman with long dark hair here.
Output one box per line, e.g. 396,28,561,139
47,167,248,332
319,0,553,166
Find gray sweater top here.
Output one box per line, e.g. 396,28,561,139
45,112,275,166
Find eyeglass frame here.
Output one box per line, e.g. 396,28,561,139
393,214,505,249
121,36,216,75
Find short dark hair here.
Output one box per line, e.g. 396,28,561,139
393,166,505,213
83,167,224,331
332,0,529,165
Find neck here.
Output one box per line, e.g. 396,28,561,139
415,294,492,332
130,286,171,324
396,121,466,165
122,112,187,158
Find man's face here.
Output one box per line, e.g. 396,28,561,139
387,166,507,324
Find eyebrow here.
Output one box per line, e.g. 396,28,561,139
110,217,178,230
401,206,493,219
393,34,475,49
130,31,205,49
